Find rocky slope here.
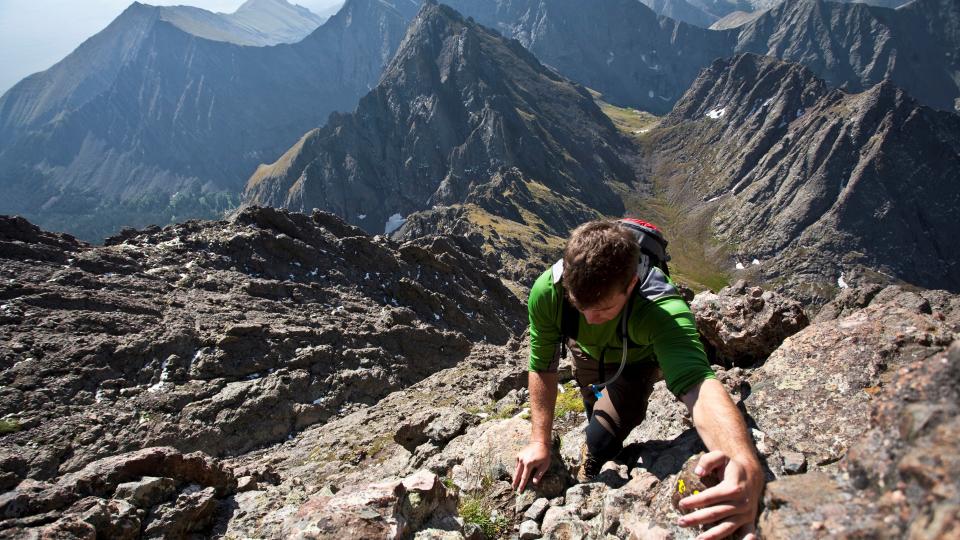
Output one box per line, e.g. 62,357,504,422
1,210,958,538
643,53,960,305
0,206,525,536
243,1,638,282
0,0,414,241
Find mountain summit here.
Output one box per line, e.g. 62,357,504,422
153,0,326,46
243,0,636,238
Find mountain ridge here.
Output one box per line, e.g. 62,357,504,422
242,1,637,249
645,53,960,303
0,0,415,241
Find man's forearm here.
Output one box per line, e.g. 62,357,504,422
683,379,761,470
528,371,559,444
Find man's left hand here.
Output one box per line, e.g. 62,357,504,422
676,450,764,540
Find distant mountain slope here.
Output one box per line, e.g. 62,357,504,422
645,53,960,303
243,1,637,272
735,0,960,112
445,0,959,114
156,0,326,46
638,0,718,27
0,0,413,240
442,0,736,114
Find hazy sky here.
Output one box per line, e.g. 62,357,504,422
0,0,344,95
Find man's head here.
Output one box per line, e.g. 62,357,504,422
562,220,640,324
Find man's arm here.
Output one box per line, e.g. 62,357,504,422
513,370,558,491
678,378,764,540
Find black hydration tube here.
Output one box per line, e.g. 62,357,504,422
586,301,630,400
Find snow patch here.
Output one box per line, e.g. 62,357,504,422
752,259,761,266
384,213,406,235
838,272,849,289
706,107,726,119
735,262,746,270
147,356,172,393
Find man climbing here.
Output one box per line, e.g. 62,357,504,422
513,219,763,540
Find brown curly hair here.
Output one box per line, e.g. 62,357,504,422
562,220,639,308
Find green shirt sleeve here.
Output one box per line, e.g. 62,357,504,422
528,268,561,371
630,296,715,396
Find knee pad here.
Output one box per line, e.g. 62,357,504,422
585,417,621,463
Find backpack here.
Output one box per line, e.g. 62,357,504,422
553,218,671,359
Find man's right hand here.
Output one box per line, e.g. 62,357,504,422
513,440,551,492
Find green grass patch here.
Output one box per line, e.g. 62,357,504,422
591,91,661,139
459,494,511,538
468,401,523,422
0,419,21,435
555,381,585,419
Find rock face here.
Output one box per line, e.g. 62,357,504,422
243,1,633,243
743,301,955,470
760,342,960,539
0,0,415,241
0,207,524,503
649,53,960,305
691,280,809,366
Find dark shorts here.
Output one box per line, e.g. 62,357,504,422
570,340,662,441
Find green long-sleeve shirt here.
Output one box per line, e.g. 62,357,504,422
528,264,714,397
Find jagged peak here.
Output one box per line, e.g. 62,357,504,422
668,53,830,123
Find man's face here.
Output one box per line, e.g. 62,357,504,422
570,274,639,325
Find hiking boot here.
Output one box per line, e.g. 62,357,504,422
576,442,601,483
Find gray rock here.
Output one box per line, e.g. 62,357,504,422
564,482,607,520
781,451,807,475
519,519,541,539
142,486,218,539
540,505,589,537
523,497,550,521
113,476,176,508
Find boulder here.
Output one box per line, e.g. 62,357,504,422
691,281,809,366
284,471,459,539
113,476,176,508
142,486,218,539
451,417,571,499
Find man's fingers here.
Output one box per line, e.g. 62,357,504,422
695,450,728,477
679,481,743,511
678,503,738,527
512,458,524,490
696,518,740,540
534,464,547,484
738,521,758,540
517,461,534,492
